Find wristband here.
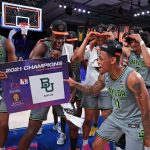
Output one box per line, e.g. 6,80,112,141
140,40,145,46
144,146,150,150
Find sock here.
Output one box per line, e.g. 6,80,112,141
104,143,110,150
70,138,77,150
93,123,98,128
83,139,88,146
53,108,58,125
54,122,58,125
61,117,66,133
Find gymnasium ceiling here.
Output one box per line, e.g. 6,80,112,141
1,0,150,28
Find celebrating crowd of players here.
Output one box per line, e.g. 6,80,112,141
0,19,150,150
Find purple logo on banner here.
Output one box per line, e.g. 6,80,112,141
0,56,70,113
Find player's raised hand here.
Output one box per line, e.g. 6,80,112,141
128,33,142,43
85,31,101,41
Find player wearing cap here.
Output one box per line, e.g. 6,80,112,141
65,31,83,150
65,40,150,150
122,27,150,99
50,30,82,150
51,31,77,147
122,30,150,150
66,31,82,108
18,19,72,149
0,35,17,150
90,24,113,138
121,31,132,64
74,24,113,150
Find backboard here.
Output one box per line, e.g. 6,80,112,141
2,2,42,32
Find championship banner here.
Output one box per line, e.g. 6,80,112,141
0,56,70,113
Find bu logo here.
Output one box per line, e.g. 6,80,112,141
40,78,54,92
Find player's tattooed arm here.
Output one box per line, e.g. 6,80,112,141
65,74,105,95
128,71,150,146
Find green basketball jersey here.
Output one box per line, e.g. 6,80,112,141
0,35,7,92
104,66,141,123
128,51,150,86
44,41,52,58
0,35,7,63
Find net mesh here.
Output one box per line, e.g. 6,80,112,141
19,23,30,35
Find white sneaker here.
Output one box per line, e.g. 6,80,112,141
57,132,66,145
37,127,43,135
53,123,61,133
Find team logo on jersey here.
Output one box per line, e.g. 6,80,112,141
108,87,126,97
12,93,21,102
40,77,54,92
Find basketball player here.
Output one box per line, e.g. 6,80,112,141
0,35,17,150
123,29,150,91
74,25,112,149
65,40,150,150
18,20,78,150
18,19,69,149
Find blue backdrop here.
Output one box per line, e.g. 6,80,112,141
12,38,37,60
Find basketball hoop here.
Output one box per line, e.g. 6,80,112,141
18,22,30,39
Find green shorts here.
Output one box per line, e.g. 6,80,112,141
97,115,144,150
76,90,83,100
81,90,112,110
30,105,64,121
30,106,50,121
98,90,112,110
81,94,98,109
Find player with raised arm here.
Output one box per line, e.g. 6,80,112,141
65,40,150,150
0,35,17,150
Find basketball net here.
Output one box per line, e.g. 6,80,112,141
18,22,30,39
